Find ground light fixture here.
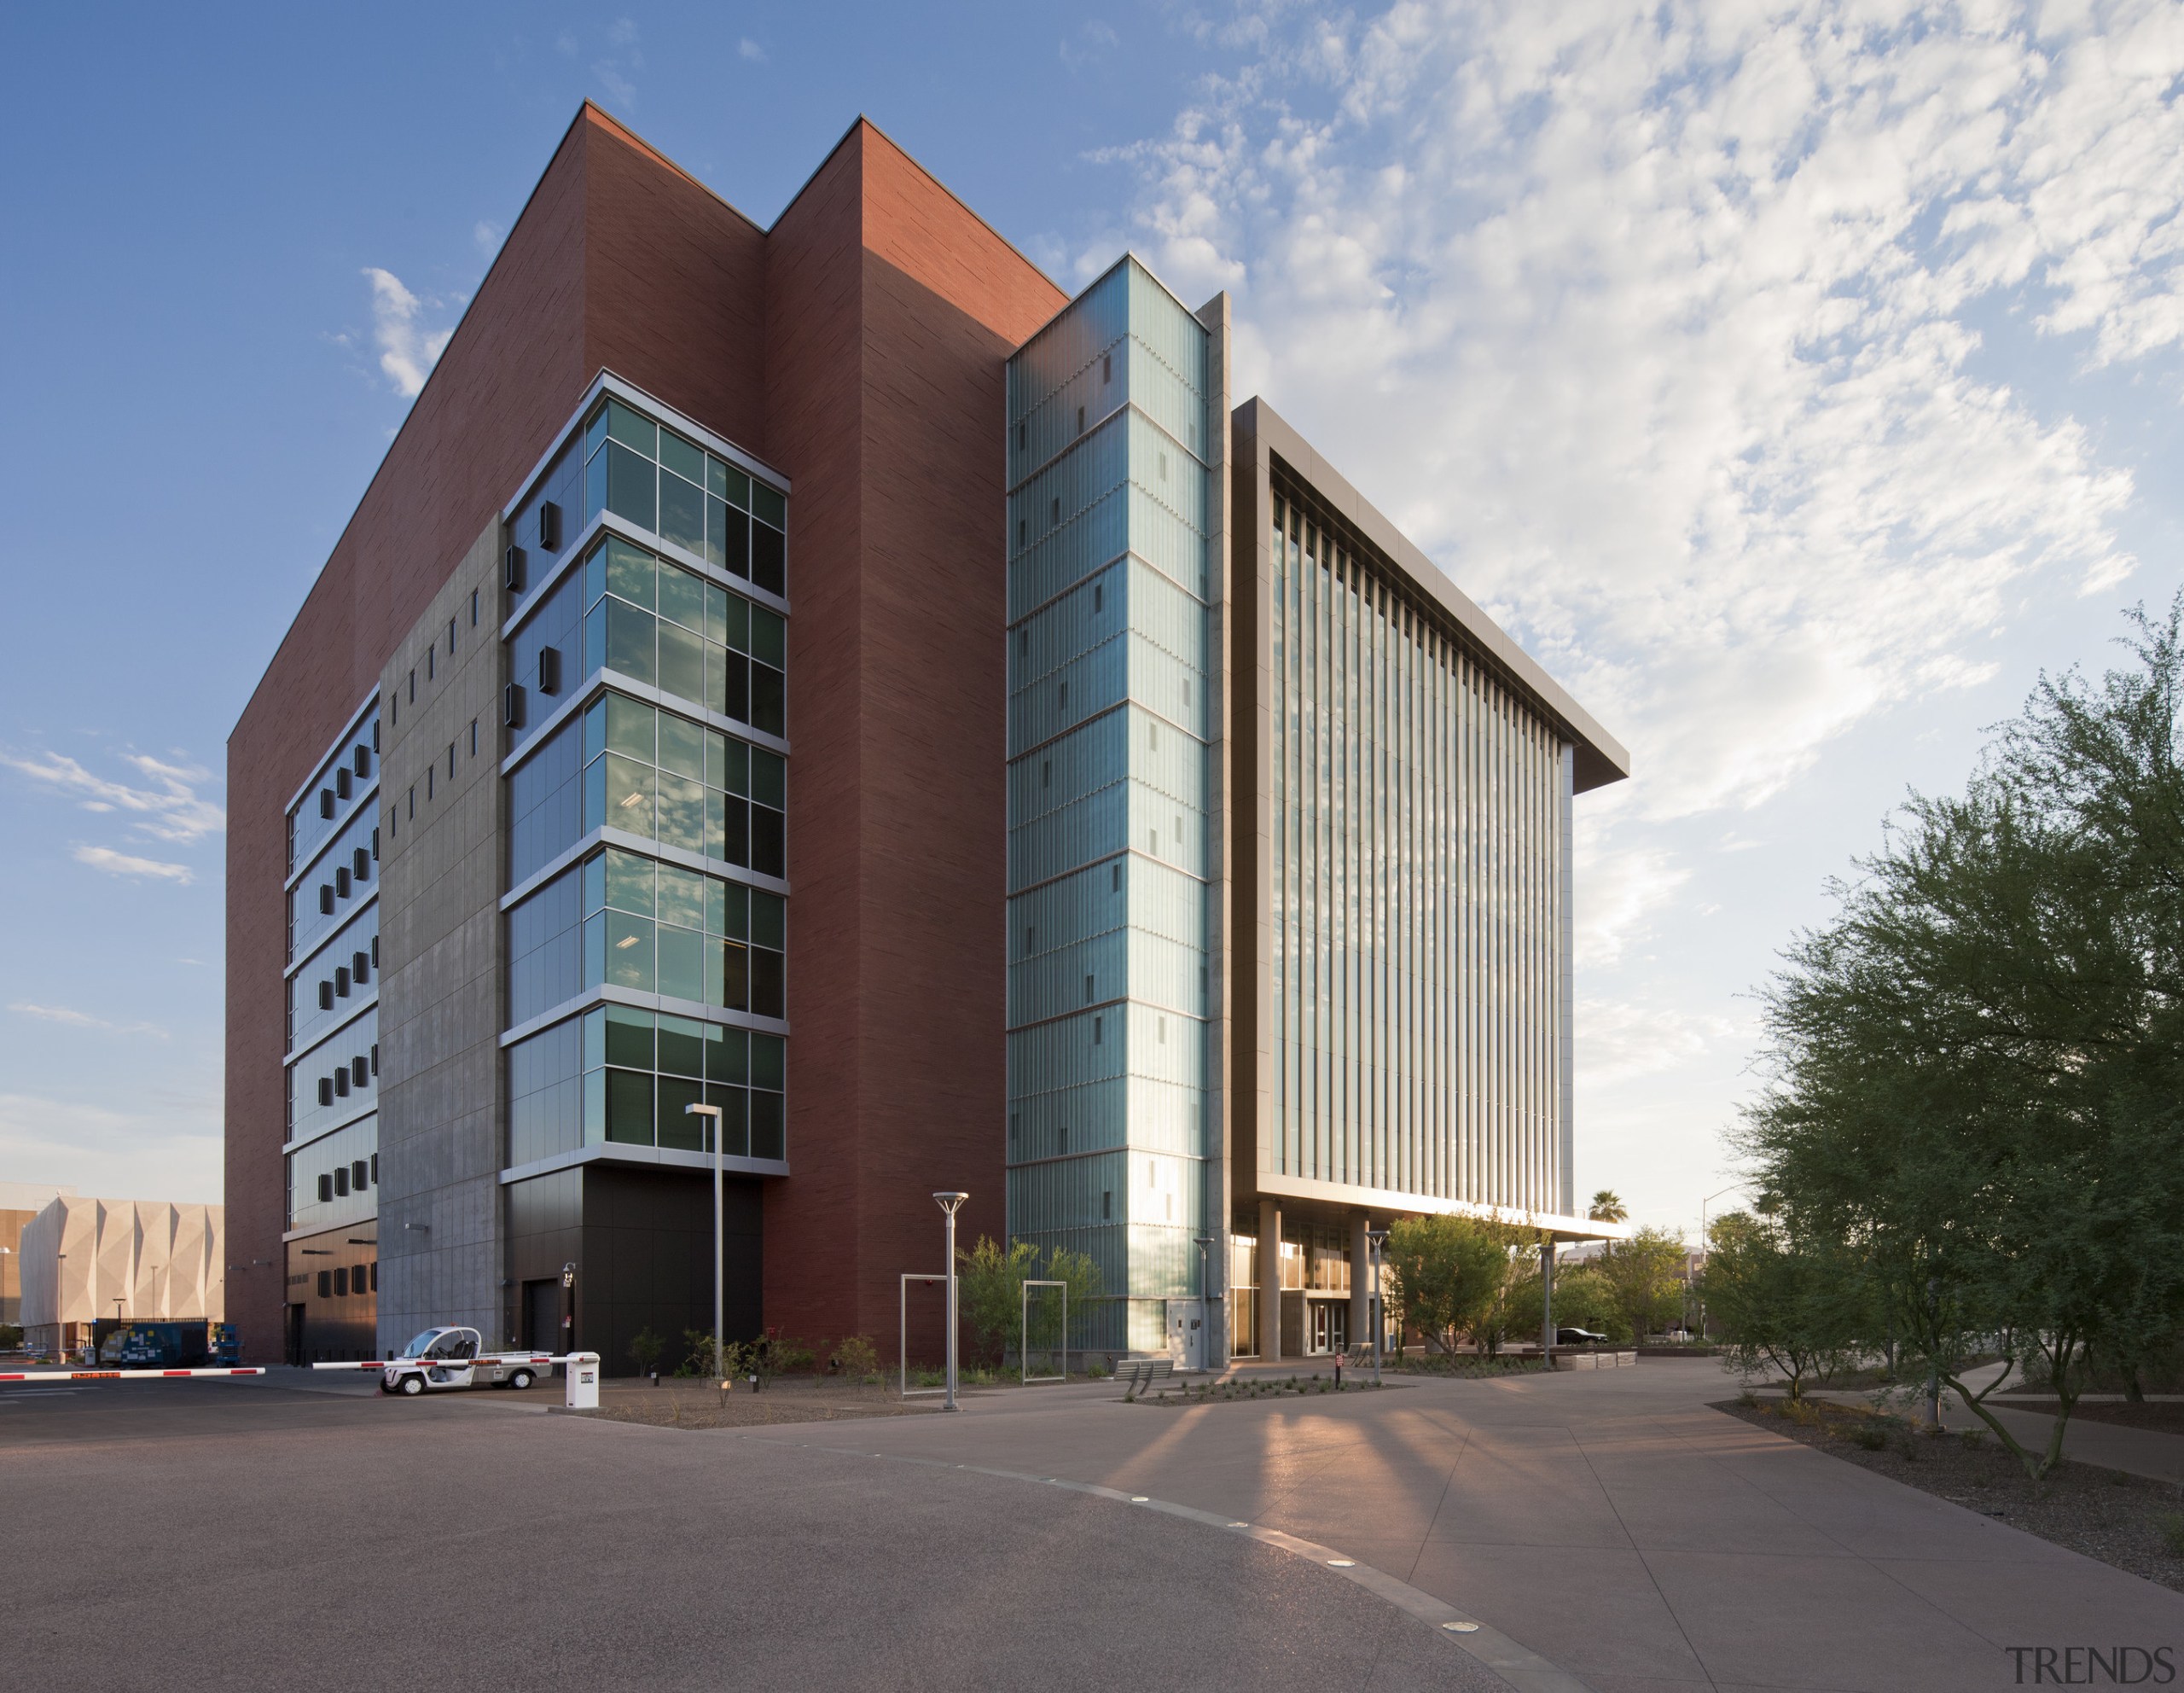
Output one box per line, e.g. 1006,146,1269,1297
933,1193,968,1411
685,1102,725,1386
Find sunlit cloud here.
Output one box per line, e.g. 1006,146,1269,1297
73,846,192,884
2,749,224,842
363,267,454,399
9,1004,168,1039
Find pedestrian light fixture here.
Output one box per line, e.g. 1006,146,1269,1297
933,1193,968,1411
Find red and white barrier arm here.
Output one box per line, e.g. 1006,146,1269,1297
0,1368,266,1382
311,1355,561,1370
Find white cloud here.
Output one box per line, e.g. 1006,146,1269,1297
1112,2,2168,832
3,749,224,842
1576,997,1745,1091
473,220,502,256
363,267,455,399
73,846,192,884
9,1004,168,1039
739,37,766,62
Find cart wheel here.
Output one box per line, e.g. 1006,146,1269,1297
398,1374,425,1396
509,1370,535,1391
377,1379,394,1395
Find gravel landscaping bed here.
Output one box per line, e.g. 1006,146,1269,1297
1128,1373,1389,1405
1715,1395,2184,1592
578,1378,943,1428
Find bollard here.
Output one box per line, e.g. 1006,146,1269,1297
563,1352,601,1410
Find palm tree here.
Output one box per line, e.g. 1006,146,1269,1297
1588,1190,1628,1225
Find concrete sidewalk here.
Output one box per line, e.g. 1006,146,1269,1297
1815,1364,2184,1485
739,1357,2184,1693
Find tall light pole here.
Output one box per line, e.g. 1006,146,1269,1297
933,1193,968,1411
1366,1229,1388,1386
1699,1184,1747,1341
1193,1236,1216,1373
686,1102,725,1383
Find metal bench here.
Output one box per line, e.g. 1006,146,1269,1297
1115,1357,1176,1396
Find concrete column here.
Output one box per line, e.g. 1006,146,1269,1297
1542,1241,1556,1359
1348,1212,1370,1353
1258,1196,1281,1362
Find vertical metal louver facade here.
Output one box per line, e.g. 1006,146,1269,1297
1265,486,1575,1219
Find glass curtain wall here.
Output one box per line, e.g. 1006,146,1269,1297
1005,258,1217,1352
502,389,790,1178
1267,487,1571,1217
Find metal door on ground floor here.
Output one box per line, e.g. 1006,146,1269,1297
1309,1299,1347,1355
522,1279,563,1353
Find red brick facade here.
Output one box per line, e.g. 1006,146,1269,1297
227,106,1061,1363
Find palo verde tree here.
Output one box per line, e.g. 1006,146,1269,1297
1740,601,2184,1487
1385,1214,1526,1354
1698,1211,1866,1399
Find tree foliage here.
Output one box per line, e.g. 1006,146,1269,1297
1594,1226,1688,1345
956,1236,1107,1365
1385,1214,1533,1354
1698,1212,1864,1399
1739,601,2184,1485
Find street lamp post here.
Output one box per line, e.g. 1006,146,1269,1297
1698,1184,1747,1340
1193,1236,1216,1374
933,1193,968,1411
685,1102,725,1385
1365,1229,1388,1387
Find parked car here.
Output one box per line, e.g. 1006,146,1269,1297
1555,1327,1609,1347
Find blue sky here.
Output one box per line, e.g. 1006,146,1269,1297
3,3,2181,1237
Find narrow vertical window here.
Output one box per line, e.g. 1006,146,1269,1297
471,589,479,626
470,719,478,757
408,670,415,703
407,786,415,820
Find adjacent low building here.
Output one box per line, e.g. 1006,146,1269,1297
18,1196,225,1357
226,104,1629,1372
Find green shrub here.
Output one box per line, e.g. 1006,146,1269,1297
2157,1512,2184,1557
830,1335,880,1383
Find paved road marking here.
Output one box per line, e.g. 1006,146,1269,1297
793,1439,1597,1693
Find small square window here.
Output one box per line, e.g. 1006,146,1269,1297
1051,497,1060,524
1094,1015,1101,1044
1112,863,1121,893
370,1152,378,1183
317,1078,334,1108
317,1271,331,1299
1076,405,1084,433
317,980,334,1011
320,881,335,913
1084,974,1094,1003
318,788,334,820
1102,352,1112,383
353,1159,369,1190
1041,760,1050,788
1017,422,1025,450
334,1166,349,1197
1102,1190,1112,1220
351,1056,368,1088
353,846,369,881
317,1173,333,1203
1093,584,1101,613
334,967,350,998
354,746,369,778
334,1266,348,1296
369,1261,379,1292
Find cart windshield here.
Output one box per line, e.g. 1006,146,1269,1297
403,1329,446,1359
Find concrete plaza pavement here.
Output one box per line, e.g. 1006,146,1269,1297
733,1358,2184,1693
0,1373,1501,1692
